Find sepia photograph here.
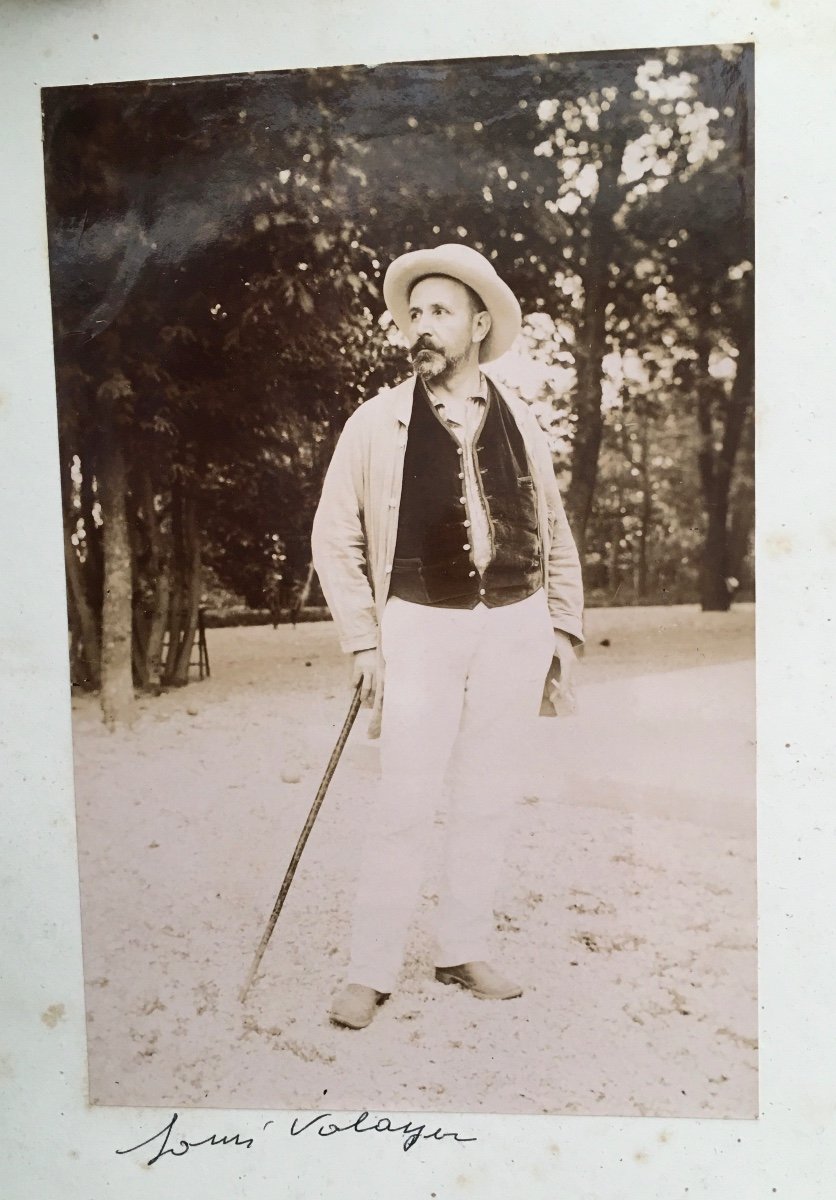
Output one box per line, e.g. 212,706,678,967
42,42,756,1118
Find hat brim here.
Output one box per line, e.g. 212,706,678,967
383,246,522,363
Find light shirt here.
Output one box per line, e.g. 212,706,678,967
425,376,493,575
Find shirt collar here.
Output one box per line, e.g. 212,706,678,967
394,373,497,427
425,374,488,413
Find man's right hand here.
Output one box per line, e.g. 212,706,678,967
352,648,379,705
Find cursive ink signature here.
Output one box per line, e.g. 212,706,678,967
116,1112,256,1166
289,1110,477,1153
116,1108,477,1165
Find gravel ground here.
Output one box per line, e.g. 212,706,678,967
71,604,757,1118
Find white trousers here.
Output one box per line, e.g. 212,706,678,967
347,588,555,993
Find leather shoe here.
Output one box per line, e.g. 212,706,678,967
329,983,387,1029
435,960,523,1000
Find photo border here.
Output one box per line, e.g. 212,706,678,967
2,1,834,1196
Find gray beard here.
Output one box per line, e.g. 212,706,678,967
413,347,464,383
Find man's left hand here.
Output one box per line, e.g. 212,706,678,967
552,629,577,692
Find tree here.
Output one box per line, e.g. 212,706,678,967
44,70,388,711
44,45,755,720
625,46,754,609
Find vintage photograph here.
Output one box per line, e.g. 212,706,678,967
43,42,756,1117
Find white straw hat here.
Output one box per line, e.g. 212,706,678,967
382,243,522,363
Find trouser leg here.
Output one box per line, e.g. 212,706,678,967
434,590,555,968
346,599,472,994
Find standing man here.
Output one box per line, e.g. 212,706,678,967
312,244,583,1029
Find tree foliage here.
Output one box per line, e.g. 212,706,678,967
43,44,754,717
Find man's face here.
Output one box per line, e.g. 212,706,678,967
407,275,489,382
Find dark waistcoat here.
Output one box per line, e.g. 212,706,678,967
389,378,543,608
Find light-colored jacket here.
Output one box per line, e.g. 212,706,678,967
311,374,584,726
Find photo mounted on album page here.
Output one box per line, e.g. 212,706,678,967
40,41,758,1122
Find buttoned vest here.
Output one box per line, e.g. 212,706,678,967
389,378,543,608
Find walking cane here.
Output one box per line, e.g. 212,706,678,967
239,681,364,1004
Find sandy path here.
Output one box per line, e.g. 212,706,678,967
71,605,756,1118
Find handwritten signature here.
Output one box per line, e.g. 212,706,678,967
116,1112,255,1166
116,1110,476,1165
289,1110,477,1153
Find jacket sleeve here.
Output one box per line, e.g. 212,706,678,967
310,413,379,654
525,411,585,645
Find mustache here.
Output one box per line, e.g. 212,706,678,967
411,336,443,356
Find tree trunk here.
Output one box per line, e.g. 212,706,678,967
695,276,754,612
164,579,184,683
290,560,316,625
146,562,172,693
697,404,750,611
170,489,202,686
728,476,755,593
98,429,135,725
568,322,606,562
700,506,732,611
163,481,185,684
695,363,732,612
63,517,101,689
162,483,202,688
636,417,653,600
564,128,630,560
608,520,620,598
132,614,150,689
127,481,149,690
137,472,172,693
80,449,104,612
